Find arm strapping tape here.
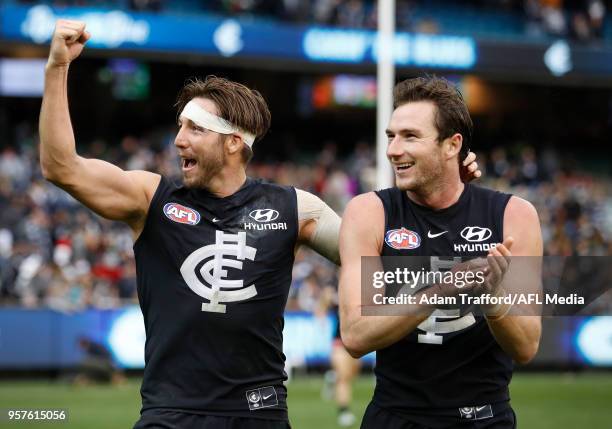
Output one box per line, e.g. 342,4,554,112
296,189,341,265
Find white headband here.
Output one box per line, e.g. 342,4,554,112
180,100,256,148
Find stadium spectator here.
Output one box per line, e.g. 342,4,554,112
524,0,608,40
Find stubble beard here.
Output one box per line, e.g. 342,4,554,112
396,156,445,196
183,140,225,190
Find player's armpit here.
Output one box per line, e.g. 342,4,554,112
46,156,160,232
296,189,341,265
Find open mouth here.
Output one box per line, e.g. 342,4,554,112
182,158,197,171
395,162,414,172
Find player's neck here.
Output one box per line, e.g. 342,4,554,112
406,177,464,210
205,167,247,198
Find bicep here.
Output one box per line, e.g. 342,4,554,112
296,189,341,264
53,156,160,225
338,194,384,318
504,196,543,256
503,196,543,318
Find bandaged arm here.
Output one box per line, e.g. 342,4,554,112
296,189,341,265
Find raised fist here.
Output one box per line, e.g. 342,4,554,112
47,20,91,68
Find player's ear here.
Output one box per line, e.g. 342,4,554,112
445,133,463,160
226,134,243,155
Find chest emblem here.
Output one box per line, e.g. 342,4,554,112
180,231,257,313
454,226,497,253
249,209,279,222
243,208,287,231
163,202,201,226
385,227,421,250
460,226,492,242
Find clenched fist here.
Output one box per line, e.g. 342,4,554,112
47,20,91,69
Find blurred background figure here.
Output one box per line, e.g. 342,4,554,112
74,336,126,386
318,286,362,427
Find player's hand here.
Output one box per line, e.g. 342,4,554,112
481,237,513,293
47,20,91,69
427,258,489,299
461,151,482,183
475,237,514,317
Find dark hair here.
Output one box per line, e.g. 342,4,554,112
175,76,271,162
393,76,472,160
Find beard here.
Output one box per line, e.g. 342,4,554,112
183,137,225,189
395,154,445,194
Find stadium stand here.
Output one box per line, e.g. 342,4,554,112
8,0,612,41
0,127,610,310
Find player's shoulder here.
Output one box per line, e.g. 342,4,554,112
373,185,403,200
347,191,383,211
468,183,511,200
127,170,161,187
505,195,538,220
149,173,185,200
254,178,296,195
341,192,384,252
343,192,384,226
467,184,514,218
126,170,162,204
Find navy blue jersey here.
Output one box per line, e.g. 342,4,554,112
134,176,298,420
373,184,513,413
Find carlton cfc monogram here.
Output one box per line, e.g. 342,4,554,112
180,230,258,313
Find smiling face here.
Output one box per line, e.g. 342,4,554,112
175,97,226,189
386,100,447,193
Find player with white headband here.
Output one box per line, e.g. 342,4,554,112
39,20,481,429
180,100,256,148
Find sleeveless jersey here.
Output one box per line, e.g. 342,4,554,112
373,183,513,414
134,176,298,420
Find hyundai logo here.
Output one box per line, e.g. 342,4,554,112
460,226,492,242
249,209,279,223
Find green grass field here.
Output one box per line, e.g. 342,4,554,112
0,374,611,428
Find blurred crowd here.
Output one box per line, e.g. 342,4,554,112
0,125,610,312
525,0,607,41
15,0,609,42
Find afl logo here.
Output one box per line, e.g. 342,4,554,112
163,203,201,225
249,209,279,223
385,228,421,250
